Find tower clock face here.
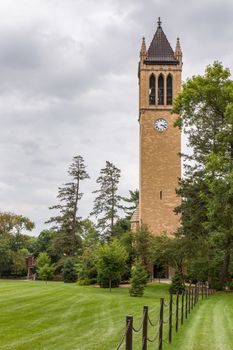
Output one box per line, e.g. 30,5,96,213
154,118,168,132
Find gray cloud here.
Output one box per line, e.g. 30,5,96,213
0,0,233,234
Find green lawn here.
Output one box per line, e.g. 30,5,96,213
0,280,169,350
1,281,233,350
163,292,233,350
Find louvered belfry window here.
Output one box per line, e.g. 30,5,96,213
149,74,156,105
167,74,173,105
158,75,164,105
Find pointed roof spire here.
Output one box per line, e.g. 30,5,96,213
145,18,178,64
175,37,182,63
141,37,146,53
157,17,162,27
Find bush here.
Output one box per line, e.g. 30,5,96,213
129,260,148,297
226,281,233,291
38,263,55,282
169,271,185,294
62,259,78,283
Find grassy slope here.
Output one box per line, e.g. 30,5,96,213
163,292,233,350
0,280,169,350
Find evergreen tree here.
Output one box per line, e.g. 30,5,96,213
47,155,89,255
173,62,233,288
62,259,78,283
91,161,122,238
169,271,185,294
129,260,148,297
122,189,139,219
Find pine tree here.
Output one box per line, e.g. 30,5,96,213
91,161,122,238
169,271,185,294
62,259,78,283
129,260,148,297
122,189,139,219
46,155,90,255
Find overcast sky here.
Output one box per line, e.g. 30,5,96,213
1,0,233,235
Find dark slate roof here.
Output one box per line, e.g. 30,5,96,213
145,20,178,65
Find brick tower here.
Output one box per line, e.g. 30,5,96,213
134,18,182,235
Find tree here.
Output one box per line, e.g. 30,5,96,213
47,155,89,256
36,252,54,282
11,248,28,276
91,161,122,238
62,259,78,283
169,271,185,294
36,252,52,268
133,225,154,276
38,264,55,283
77,246,98,285
96,240,128,290
173,62,233,289
0,212,34,235
122,189,139,219
129,260,148,297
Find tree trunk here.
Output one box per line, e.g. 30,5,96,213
219,251,230,290
109,278,112,292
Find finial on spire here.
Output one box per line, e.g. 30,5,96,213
157,17,162,27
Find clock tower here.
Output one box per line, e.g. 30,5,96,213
133,18,182,235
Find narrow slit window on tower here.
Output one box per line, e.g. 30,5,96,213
149,74,156,105
167,74,173,105
158,75,164,105
160,191,163,200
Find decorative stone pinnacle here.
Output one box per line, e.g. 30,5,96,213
157,17,162,27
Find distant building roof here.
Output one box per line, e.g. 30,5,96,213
145,18,178,65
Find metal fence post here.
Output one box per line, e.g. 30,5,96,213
175,293,179,333
126,316,133,350
142,306,148,350
188,288,191,314
159,298,164,350
191,288,194,310
181,291,184,325
185,290,188,319
169,294,172,343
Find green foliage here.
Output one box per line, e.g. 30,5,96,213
36,252,51,268
11,248,28,276
47,155,89,256
133,225,154,275
173,62,233,289
62,259,78,283
226,281,233,291
96,239,128,290
76,247,97,285
0,212,34,235
91,161,122,238
129,260,148,297
122,189,139,219
38,264,55,282
169,271,185,294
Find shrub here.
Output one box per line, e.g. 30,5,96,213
129,260,148,297
169,271,185,294
62,259,78,283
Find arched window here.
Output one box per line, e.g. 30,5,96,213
149,74,156,105
167,74,173,105
158,75,164,105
